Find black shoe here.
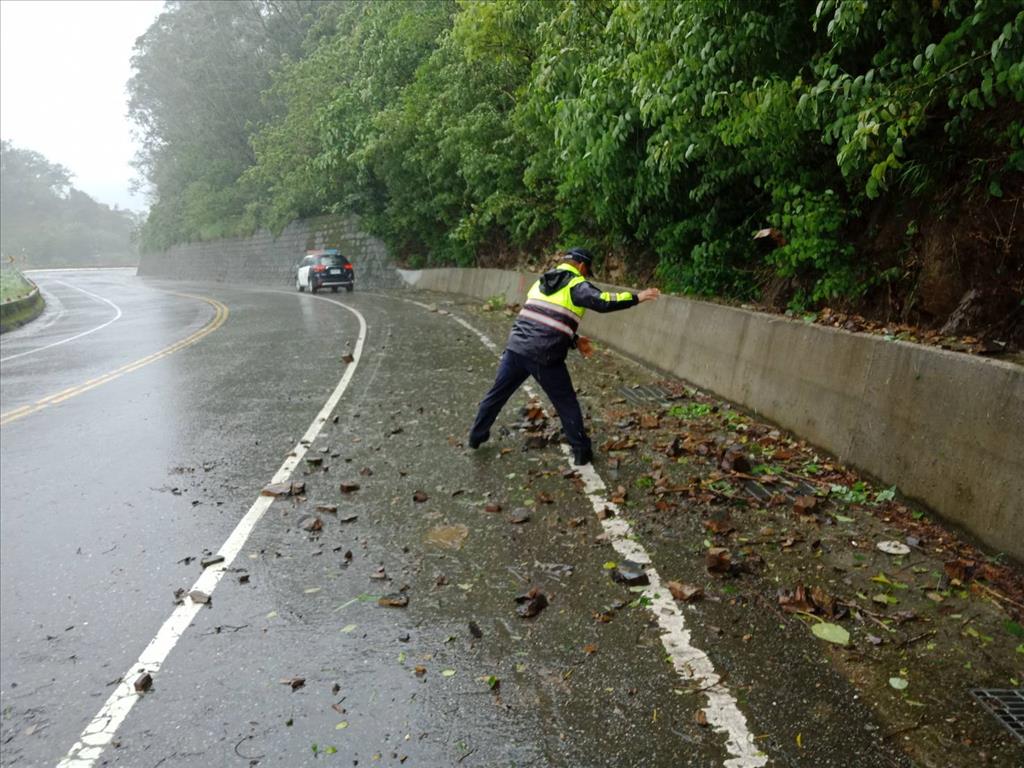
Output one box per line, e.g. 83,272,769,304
468,431,489,449
573,446,593,466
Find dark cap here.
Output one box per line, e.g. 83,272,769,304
563,247,593,266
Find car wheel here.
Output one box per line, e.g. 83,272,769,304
296,277,304,293
345,284,354,293
310,279,318,294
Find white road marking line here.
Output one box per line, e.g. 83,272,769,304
409,297,768,768
0,281,122,363
57,296,368,768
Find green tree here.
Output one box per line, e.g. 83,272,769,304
1,141,138,267
134,0,1023,313
130,0,323,249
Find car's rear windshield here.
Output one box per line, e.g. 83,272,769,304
318,255,346,267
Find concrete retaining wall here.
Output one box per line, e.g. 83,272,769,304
137,214,398,288
401,267,1024,562
0,285,44,334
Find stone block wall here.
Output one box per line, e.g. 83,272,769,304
137,215,397,288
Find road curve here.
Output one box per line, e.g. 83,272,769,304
0,270,921,768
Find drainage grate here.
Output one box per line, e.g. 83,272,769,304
971,688,1024,742
617,385,676,406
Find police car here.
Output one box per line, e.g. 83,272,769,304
295,249,354,293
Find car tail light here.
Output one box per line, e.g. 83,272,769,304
344,263,352,270
312,264,327,273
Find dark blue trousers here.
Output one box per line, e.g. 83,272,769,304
470,349,591,451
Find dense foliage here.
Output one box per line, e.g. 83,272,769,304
0,141,139,267
132,0,1023,312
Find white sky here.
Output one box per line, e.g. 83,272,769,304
1,0,164,212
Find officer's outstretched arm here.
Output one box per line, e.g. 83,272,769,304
570,281,640,313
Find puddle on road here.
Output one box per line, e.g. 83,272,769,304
425,524,469,550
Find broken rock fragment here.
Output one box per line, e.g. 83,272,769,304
719,446,751,474
667,581,704,602
793,495,818,517
515,587,548,618
134,672,153,693
703,514,734,535
876,540,911,556
298,516,323,533
260,482,292,498
509,509,531,524
378,594,409,608
610,560,650,586
705,548,733,575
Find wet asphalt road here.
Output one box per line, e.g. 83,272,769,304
0,270,915,767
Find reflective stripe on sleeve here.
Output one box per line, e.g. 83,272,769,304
599,291,635,302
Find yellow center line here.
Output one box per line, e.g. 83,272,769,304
0,294,229,427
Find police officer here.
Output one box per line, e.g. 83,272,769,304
468,247,661,465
